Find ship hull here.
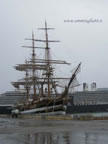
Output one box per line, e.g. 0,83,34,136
66,104,108,114
0,105,12,114
20,104,66,114
1,102,108,115
1,104,108,115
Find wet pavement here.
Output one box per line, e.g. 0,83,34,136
0,117,108,144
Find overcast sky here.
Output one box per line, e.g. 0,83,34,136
0,0,108,93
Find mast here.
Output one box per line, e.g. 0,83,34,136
38,21,59,97
25,61,30,100
45,21,51,97
13,32,46,100
32,32,36,100
22,32,46,100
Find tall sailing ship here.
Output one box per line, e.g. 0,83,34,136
12,22,81,115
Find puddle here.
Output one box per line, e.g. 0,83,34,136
0,131,108,144
0,118,108,144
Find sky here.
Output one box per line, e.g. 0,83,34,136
0,0,108,93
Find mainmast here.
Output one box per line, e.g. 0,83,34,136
31,32,36,100
45,21,50,97
38,21,59,97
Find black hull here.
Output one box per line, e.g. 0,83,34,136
0,106,12,114
1,104,108,115
66,104,108,114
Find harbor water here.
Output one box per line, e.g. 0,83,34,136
0,117,108,144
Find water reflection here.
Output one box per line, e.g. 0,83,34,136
85,133,98,144
0,131,108,144
26,133,62,144
63,132,70,144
